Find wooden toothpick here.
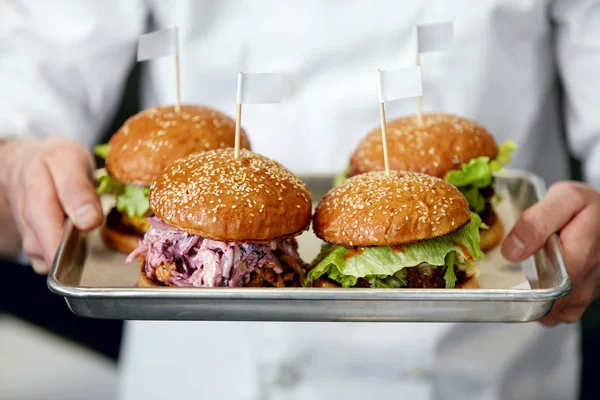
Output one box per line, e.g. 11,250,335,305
174,55,181,113
377,70,391,176
415,54,423,125
174,26,181,113
379,103,391,175
234,72,243,159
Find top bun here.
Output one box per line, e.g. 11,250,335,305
149,148,312,243
348,113,497,178
106,105,251,185
313,170,471,247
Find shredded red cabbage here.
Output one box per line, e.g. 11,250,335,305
126,216,301,287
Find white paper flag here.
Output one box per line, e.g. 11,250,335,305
237,73,282,104
376,67,423,102
137,27,178,61
417,22,454,54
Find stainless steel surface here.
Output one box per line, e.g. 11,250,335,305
47,170,571,322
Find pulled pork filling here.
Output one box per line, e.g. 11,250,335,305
126,217,306,287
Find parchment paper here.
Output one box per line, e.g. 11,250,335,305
80,182,531,289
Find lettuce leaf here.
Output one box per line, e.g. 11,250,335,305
444,140,517,189
306,213,484,287
460,186,487,214
490,140,518,172
444,157,493,189
94,143,109,159
443,252,457,288
444,140,517,212
96,173,124,196
308,245,359,287
116,185,150,217
366,272,408,288
95,170,150,218
333,168,349,187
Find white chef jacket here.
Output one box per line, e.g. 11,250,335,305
2,0,600,399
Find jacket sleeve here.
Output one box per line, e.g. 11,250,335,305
552,0,600,189
0,0,147,147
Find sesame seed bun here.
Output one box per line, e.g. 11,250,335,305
348,113,498,178
99,208,145,254
456,275,480,289
100,223,141,255
479,215,504,253
149,148,312,243
105,105,251,186
137,269,160,287
313,170,471,247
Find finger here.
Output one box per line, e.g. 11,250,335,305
543,303,590,327
10,176,48,271
20,228,48,274
43,143,102,231
22,159,66,267
555,204,600,286
539,274,582,327
540,267,600,326
502,182,591,262
21,230,43,260
538,202,600,326
30,255,48,275
45,136,96,170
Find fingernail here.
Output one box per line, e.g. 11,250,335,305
505,233,526,260
31,258,49,274
74,203,99,227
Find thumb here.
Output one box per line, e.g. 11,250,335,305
501,182,588,262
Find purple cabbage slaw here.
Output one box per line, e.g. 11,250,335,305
127,217,300,287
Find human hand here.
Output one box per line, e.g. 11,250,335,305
502,181,600,326
0,137,103,273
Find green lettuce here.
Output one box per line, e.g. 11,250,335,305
366,272,408,288
94,145,150,218
96,173,124,196
116,185,150,218
490,140,518,172
306,213,484,288
460,186,487,214
443,252,457,289
94,144,110,159
444,157,494,188
308,244,360,287
444,140,517,188
444,140,517,211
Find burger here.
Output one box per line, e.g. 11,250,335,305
307,170,484,289
337,113,517,252
94,105,251,254
126,148,312,288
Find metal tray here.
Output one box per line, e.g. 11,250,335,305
47,170,571,322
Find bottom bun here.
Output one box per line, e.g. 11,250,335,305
100,223,142,255
480,216,505,253
455,275,480,289
136,269,162,287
